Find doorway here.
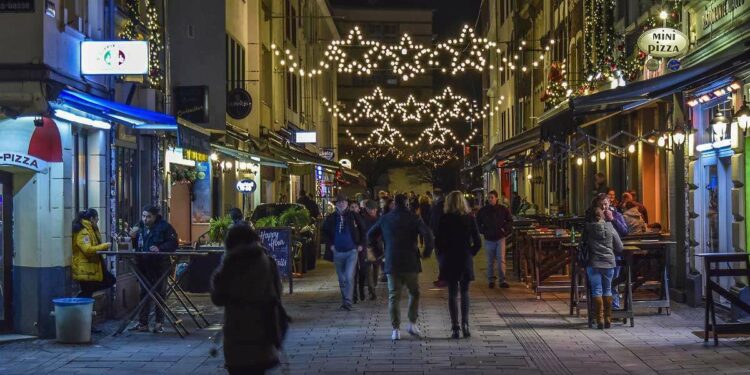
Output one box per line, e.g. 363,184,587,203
0,171,13,332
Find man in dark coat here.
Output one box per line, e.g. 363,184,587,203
211,225,284,374
367,194,434,341
321,193,366,310
476,191,513,289
360,199,382,299
297,190,321,219
129,205,178,333
429,190,446,287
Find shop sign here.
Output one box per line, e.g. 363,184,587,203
697,0,749,39
0,152,48,173
259,228,292,284
339,159,352,169
667,59,682,71
0,0,34,12
235,179,257,193
637,28,688,58
319,148,335,160
174,86,209,123
645,58,661,71
226,88,252,120
177,122,211,156
182,149,208,162
294,131,317,144
81,41,149,75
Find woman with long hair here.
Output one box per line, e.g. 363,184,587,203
584,194,623,329
435,191,482,339
72,209,114,298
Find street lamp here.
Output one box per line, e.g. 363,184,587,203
576,157,583,166
672,125,686,145
628,143,637,153
599,150,607,160
590,154,597,163
711,112,728,141
734,101,750,131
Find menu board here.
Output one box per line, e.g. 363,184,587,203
258,227,293,293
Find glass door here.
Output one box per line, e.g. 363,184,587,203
0,171,12,332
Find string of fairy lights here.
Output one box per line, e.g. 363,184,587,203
345,146,459,168
271,24,560,81
322,87,487,147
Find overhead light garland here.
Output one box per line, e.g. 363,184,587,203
273,25,557,81
344,146,458,168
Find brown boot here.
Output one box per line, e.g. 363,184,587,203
593,296,604,329
603,296,613,329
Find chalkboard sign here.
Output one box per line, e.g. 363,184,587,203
258,227,293,294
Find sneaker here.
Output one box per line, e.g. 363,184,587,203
499,282,510,288
152,323,164,333
129,323,149,332
339,304,352,311
488,282,495,289
407,323,421,337
433,280,447,288
391,329,401,341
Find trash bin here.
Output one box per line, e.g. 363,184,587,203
51,297,94,344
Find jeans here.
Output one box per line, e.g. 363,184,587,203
447,277,470,327
485,238,506,283
333,249,358,307
354,252,372,300
587,267,615,297
137,261,170,324
387,272,420,329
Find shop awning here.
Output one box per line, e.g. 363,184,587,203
341,167,366,185
480,126,541,167
539,43,750,141
268,142,341,172
212,143,287,169
53,89,178,131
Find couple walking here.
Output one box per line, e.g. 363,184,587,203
323,191,482,340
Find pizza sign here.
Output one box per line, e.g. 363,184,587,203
0,152,48,173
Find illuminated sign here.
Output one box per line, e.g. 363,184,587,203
294,131,317,144
637,28,688,58
339,159,352,169
81,41,149,75
236,179,257,193
0,152,48,172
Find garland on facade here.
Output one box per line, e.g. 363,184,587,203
118,0,164,89
541,61,568,107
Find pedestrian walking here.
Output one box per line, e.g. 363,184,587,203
418,195,432,247
349,201,367,303
72,209,114,298
430,190,446,288
321,193,366,311
128,205,178,333
367,194,434,341
435,191,481,339
361,199,383,300
211,224,289,375
476,190,513,289
583,196,624,329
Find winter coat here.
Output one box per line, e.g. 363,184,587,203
436,213,481,281
608,208,630,238
367,207,434,274
320,210,366,249
418,203,432,228
622,207,647,234
134,217,178,266
476,204,513,241
585,221,623,269
72,220,110,282
362,213,384,259
211,243,282,369
429,198,444,234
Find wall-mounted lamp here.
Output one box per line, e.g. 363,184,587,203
672,125,686,145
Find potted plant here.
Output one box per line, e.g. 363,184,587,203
207,215,233,244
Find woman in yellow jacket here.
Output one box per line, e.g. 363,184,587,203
72,209,114,298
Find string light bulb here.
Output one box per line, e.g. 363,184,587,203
599,151,607,160
576,157,583,166
628,144,636,153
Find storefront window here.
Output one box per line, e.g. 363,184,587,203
72,130,89,213
116,146,139,230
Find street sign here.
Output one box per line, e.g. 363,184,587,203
226,88,252,120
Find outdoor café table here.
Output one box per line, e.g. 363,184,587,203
517,228,556,284
529,232,571,299
99,250,210,338
618,239,676,315
562,241,585,316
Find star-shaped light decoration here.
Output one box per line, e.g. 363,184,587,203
423,123,452,145
372,124,401,146
397,95,425,122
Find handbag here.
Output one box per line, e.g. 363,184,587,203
576,229,590,265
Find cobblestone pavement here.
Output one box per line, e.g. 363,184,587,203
3,250,750,374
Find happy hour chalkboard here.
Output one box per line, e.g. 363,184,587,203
258,227,293,293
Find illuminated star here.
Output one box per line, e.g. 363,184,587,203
424,124,451,145
372,124,401,145
397,95,424,122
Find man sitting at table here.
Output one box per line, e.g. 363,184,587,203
129,205,178,333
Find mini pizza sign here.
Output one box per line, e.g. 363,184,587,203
0,152,48,172
637,28,689,58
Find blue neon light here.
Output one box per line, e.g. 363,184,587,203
57,89,177,129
